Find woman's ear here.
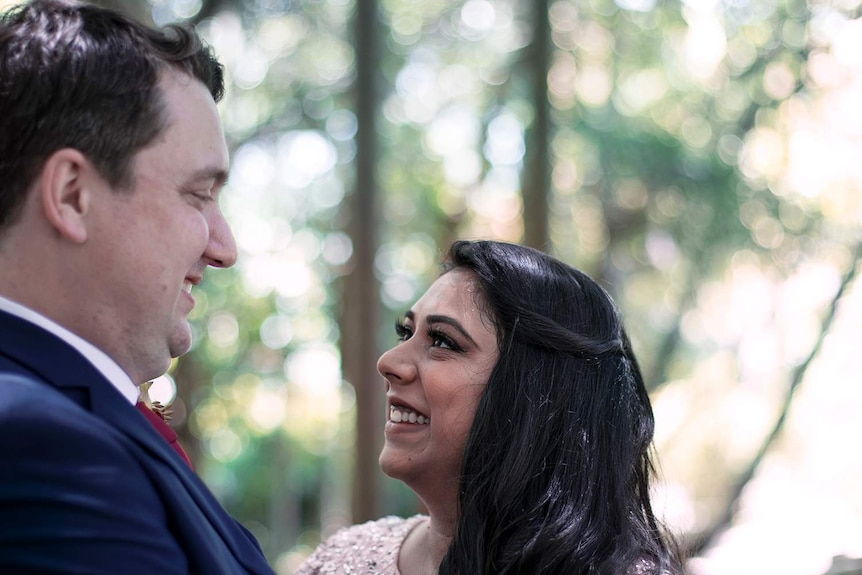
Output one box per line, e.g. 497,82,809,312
38,148,95,243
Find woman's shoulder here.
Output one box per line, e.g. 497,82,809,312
322,514,425,546
295,515,426,575
631,557,680,575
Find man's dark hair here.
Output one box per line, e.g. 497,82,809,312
0,0,225,228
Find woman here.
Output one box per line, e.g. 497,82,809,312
298,240,683,575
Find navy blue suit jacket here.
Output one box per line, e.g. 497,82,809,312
0,309,276,574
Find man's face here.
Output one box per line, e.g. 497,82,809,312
90,70,235,383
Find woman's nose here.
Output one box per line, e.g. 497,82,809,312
377,344,417,385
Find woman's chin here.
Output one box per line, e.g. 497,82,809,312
379,448,423,485
378,449,403,480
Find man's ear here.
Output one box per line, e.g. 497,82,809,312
38,148,98,243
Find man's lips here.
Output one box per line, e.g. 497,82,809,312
183,274,203,294
181,276,201,309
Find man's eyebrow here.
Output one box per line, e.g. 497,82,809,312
405,310,479,348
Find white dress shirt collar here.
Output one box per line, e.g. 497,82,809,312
0,294,139,404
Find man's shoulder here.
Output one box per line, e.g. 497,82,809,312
0,371,120,456
0,370,78,413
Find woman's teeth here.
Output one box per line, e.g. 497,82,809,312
389,406,429,425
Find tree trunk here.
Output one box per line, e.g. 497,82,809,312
521,0,551,251
342,0,383,525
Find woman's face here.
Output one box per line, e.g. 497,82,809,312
377,269,499,502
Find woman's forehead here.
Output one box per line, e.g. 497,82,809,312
413,270,495,331
414,270,479,311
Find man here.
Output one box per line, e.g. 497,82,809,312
0,1,275,573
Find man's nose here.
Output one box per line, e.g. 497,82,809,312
205,209,237,268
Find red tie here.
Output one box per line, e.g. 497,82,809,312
135,401,194,469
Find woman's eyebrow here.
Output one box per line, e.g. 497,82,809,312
423,313,479,348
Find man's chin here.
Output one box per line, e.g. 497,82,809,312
168,325,194,358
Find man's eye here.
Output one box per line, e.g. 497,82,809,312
187,189,213,203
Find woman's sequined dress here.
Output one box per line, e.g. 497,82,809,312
295,515,425,575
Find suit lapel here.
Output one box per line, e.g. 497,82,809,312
97,386,269,571
0,309,268,573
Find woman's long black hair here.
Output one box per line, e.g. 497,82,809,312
437,240,683,575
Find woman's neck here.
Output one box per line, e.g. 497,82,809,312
399,514,454,575
397,478,460,575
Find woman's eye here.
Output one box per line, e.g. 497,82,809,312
428,329,460,351
394,320,412,342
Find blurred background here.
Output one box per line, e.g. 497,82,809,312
5,0,861,572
